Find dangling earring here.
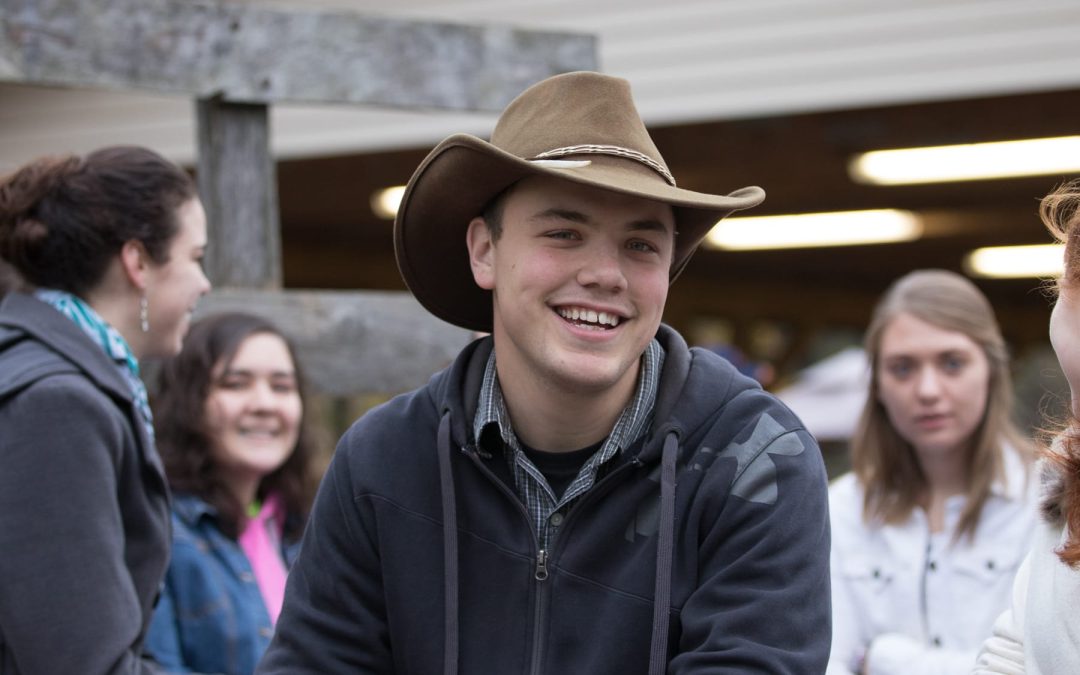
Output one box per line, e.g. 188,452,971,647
139,294,149,333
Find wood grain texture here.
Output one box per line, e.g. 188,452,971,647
0,0,597,108
193,288,474,396
196,98,281,288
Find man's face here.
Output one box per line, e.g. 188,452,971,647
467,175,674,398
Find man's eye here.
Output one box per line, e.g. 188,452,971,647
628,240,658,253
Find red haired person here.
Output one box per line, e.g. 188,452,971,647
975,181,1080,674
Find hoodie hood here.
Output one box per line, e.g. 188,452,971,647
0,292,133,405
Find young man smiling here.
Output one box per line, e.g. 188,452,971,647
259,72,831,674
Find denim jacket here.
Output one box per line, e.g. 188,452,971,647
145,494,298,675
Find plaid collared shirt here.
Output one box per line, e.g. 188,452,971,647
472,339,664,549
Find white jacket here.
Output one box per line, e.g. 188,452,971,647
973,459,1080,674
828,449,1039,675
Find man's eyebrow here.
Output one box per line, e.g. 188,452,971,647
531,208,672,234
531,207,589,224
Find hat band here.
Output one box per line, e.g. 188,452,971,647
531,144,676,187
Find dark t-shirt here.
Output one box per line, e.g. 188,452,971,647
520,440,604,501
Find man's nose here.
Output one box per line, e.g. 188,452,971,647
577,242,628,292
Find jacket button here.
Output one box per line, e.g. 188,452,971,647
928,561,937,572
550,512,564,527
986,559,996,570
932,636,942,647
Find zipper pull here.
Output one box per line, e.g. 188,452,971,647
535,549,549,581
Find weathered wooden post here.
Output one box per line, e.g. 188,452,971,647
1,0,598,395
196,98,281,289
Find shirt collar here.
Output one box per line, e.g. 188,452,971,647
171,493,217,525
473,338,664,453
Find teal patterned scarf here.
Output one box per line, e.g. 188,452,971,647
34,289,154,440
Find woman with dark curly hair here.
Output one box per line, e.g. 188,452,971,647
0,146,211,674
975,181,1080,674
145,311,315,675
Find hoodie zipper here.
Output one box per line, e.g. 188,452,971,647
530,549,550,674
464,447,645,674
527,460,648,674
464,449,552,674
535,549,549,580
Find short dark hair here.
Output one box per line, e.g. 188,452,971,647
0,145,196,296
152,312,315,540
480,183,517,241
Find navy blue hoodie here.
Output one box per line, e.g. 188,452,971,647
258,325,830,674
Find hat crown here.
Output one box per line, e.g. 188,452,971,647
490,72,669,174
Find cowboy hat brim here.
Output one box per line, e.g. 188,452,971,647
394,133,765,333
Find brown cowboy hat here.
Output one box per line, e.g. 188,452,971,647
394,71,765,332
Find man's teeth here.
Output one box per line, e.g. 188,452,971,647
557,307,620,327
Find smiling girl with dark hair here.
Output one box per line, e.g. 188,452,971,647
145,311,314,675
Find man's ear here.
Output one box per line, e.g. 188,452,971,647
119,239,150,291
466,217,496,290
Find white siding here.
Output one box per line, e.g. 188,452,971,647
2,0,1079,169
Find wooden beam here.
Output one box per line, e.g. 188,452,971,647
1,0,598,108
0,0,598,400
192,288,473,396
197,97,280,288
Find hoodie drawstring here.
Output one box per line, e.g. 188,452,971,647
436,412,460,675
648,430,679,675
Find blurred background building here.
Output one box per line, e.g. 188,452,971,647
3,0,1078,466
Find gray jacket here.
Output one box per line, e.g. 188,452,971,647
0,292,169,675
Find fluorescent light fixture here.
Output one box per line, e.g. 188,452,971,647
849,136,1080,185
964,244,1064,279
370,185,406,219
706,209,921,251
